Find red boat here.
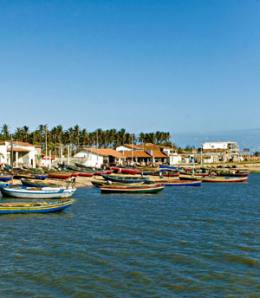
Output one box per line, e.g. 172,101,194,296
110,167,141,175
78,172,94,177
94,170,113,176
48,173,72,179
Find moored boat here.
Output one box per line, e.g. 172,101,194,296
78,172,94,177
0,198,74,214
0,175,13,182
1,186,76,199
102,174,148,184
99,183,164,194
21,178,61,188
48,172,72,179
111,167,141,175
202,176,248,183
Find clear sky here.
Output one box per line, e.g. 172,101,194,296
0,0,259,133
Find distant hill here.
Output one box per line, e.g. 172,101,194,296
174,129,260,153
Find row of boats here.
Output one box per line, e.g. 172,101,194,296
0,174,76,214
90,169,249,194
0,164,250,213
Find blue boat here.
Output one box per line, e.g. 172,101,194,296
159,165,178,171
34,174,48,180
0,198,74,214
0,175,12,182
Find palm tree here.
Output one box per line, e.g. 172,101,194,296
1,124,10,140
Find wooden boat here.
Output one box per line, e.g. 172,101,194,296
202,176,248,183
78,172,94,177
48,172,72,179
1,186,76,199
0,198,74,214
179,174,205,181
99,183,164,194
111,167,141,175
0,175,13,182
94,170,113,176
74,163,96,172
162,180,202,187
34,174,48,180
21,178,61,188
102,174,148,184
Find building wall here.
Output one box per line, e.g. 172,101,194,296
203,142,239,151
74,151,104,168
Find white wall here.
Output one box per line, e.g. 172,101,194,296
74,151,104,168
203,142,239,150
169,154,182,165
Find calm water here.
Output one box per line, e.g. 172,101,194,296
0,175,260,298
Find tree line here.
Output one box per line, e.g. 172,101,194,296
0,124,174,155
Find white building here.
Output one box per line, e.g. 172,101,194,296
0,141,40,168
202,141,239,152
74,148,124,168
202,141,240,163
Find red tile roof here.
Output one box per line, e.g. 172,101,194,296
123,151,151,158
83,148,123,158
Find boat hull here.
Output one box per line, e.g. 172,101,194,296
202,176,248,183
48,173,72,179
0,199,74,214
99,184,164,194
103,175,148,184
1,187,76,199
0,176,12,182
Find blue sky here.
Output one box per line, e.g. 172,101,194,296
0,0,259,133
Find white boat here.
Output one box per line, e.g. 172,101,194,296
1,186,76,199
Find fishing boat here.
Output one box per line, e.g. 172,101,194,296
162,180,202,187
74,163,96,172
48,172,72,179
78,172,94,177
111,167,141,175
99,183,164,194
179,174,205,181
94,170,113,176
1,186,76,199
202,176,248,183
0,175,12,182
102,174,148,184
21,178,61,188
34,174,48,180
0,198,74,214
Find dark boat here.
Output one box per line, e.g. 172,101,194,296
21,178,61,188
102,174,148,184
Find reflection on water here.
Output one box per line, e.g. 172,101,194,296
0,175,259,297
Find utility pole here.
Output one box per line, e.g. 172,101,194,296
45,125,48,160
10,134,14,168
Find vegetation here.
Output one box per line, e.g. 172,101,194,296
0,124,174,155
